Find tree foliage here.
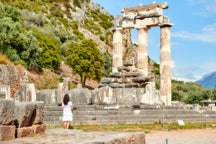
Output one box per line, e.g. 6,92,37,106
0,3,41,69
66,39,104,87
172,80,212,105
34,30,62,70
101,51,112,77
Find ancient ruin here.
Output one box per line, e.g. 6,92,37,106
112,2,173,105
1,2,216,142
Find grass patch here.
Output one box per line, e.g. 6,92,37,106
71,122,216,133
45,122,216,134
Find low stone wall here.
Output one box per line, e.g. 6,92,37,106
0,99,45,141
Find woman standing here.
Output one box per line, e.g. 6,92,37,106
62,94,73,129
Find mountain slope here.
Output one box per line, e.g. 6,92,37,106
196,72,216,89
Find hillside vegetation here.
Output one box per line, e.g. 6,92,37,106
0,0,215,105
0,0,113,87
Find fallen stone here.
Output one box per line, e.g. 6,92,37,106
15,102,37,128
0,99,15,125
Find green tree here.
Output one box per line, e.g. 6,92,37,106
101,51,112,77
66,39,104,87
211,86,216,100
34,30,61,70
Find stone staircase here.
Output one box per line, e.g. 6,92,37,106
44,104,216,125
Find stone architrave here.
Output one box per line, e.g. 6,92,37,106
160,23,172,105
137,27,149,77
112,28,124,72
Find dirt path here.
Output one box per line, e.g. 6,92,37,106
1,128,216,144
146,128,216,144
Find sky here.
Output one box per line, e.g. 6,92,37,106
93,0,216,82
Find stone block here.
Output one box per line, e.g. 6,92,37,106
14,83,36,102
16,126,34,138
0,99,15,125
36,89,57,104
34,101,45,124
15,102,37,128
32,124,45,134
0,125,15,141
92,86,116,105
69,88,91,105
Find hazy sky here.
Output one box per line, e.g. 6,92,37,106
93,0,216,81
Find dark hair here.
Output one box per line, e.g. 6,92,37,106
63,94,70,105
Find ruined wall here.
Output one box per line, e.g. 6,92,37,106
0,65,28,97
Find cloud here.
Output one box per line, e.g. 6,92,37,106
172,23,216,44
187,0,216,17
172,62,216,82
172,65,201,82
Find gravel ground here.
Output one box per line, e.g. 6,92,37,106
145,128,216,144
1,128,216,144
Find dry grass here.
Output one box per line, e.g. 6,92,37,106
0,54,14,65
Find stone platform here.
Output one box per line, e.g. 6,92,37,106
1,129,145,144
44,104,216,125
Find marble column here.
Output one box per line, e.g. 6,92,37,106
137,27,148,77
112,28,123,72
160,24,172,105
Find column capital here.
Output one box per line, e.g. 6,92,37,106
112,27,123,32
159,23,174,28
135,26,150,31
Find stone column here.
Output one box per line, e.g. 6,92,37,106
112,27,123,73
160,24,172,105
137,27,148,77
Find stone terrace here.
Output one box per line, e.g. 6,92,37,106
44,104,216,125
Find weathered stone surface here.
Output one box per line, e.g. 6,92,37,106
32,124,45,134
0,99,15,125
15,102,37,128
110,83,125,88
0,125,15,141
14,83,36,102
125,83,139,88
92,86,116,105
69,88,91,105
33,101,45,124
0,85,10,99
114,88,139,105
0,65,21,97
16,126,34,138
101,78,117,84
123,59,134,66
109,72,123,78
124,72,141,77
132,76,152,83
94,132,145,144
36,89,57,104
117,66,131,72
